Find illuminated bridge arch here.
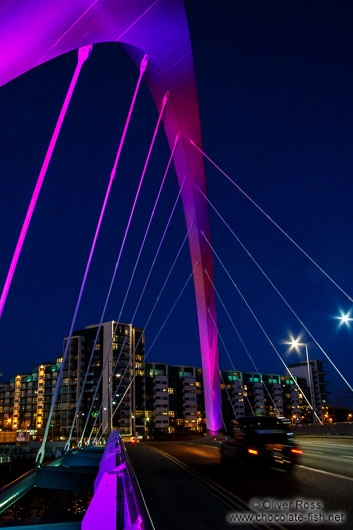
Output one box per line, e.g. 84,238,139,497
0,0,222,432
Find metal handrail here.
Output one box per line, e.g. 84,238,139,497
120,438,155,530
82,431,155,530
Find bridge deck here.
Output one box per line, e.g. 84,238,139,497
127,437,353,530
126,442,246,530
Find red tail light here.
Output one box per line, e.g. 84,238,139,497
248,448,258,455
291,448,303,454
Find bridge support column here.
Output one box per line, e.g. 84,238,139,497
178,179,223,434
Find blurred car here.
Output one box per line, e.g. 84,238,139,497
220,416,302,472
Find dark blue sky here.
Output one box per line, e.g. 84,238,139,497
0,1,352,407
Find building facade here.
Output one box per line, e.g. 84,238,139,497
140,364,205,439
0,320,331,440
60,321,144,441
288,360,330,420
0,321,144,442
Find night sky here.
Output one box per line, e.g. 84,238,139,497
0,1,352,408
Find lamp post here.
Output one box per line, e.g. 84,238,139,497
286,336,315,423
107,360,118,434
107,361,112,434
144,416,150,441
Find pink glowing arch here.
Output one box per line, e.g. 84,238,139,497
0,0,222,431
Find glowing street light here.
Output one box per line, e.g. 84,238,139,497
285,334,315,423
290,339,300,349
285,334,305,352
336,310,353,326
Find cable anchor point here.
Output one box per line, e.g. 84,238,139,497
162,91,170,107
78,44,93,64
140,54,149,73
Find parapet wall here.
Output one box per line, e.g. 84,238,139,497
292,422,353,436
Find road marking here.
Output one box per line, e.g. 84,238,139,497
344,455,353,459
298,465,353,482
148,445,286,530
304,450,323,454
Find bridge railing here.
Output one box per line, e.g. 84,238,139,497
82,431,154,530
292,422,353,436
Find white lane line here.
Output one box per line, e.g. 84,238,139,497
298,465,353,482
304,450,323,454
344,455,353,459
197,444,219,449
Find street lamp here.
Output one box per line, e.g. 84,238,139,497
285,335,315,423
336,310,353,327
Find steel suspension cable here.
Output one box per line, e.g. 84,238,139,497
202,232,322,424
144,262,197,358
190,139,353,304
114,133,179,328
89,221,194,439
79,177,185,446
64,90,168,451
104,173,186,397
205,272,280,417
74,134,178,450
103,315,230,444
219,371,237,425
207,308,254,418
75,127,175,448
128,177,187,324
35,55,149,464
208,308,250,416
212,374,227,433
92,134,180,424
198,186,353,394
92,424,102,446
0,46,92,320
90,222,194,444
97,258,198,442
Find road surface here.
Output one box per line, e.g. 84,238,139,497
127,436,353,530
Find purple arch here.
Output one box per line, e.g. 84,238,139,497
0,0,222,432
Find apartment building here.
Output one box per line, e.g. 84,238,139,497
221,371,306,428
0,362,61,436
60,321,145,440
0,325,331,440
142,363,204,438
0,381,13,430
288,360,330,420
0,321,144,441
